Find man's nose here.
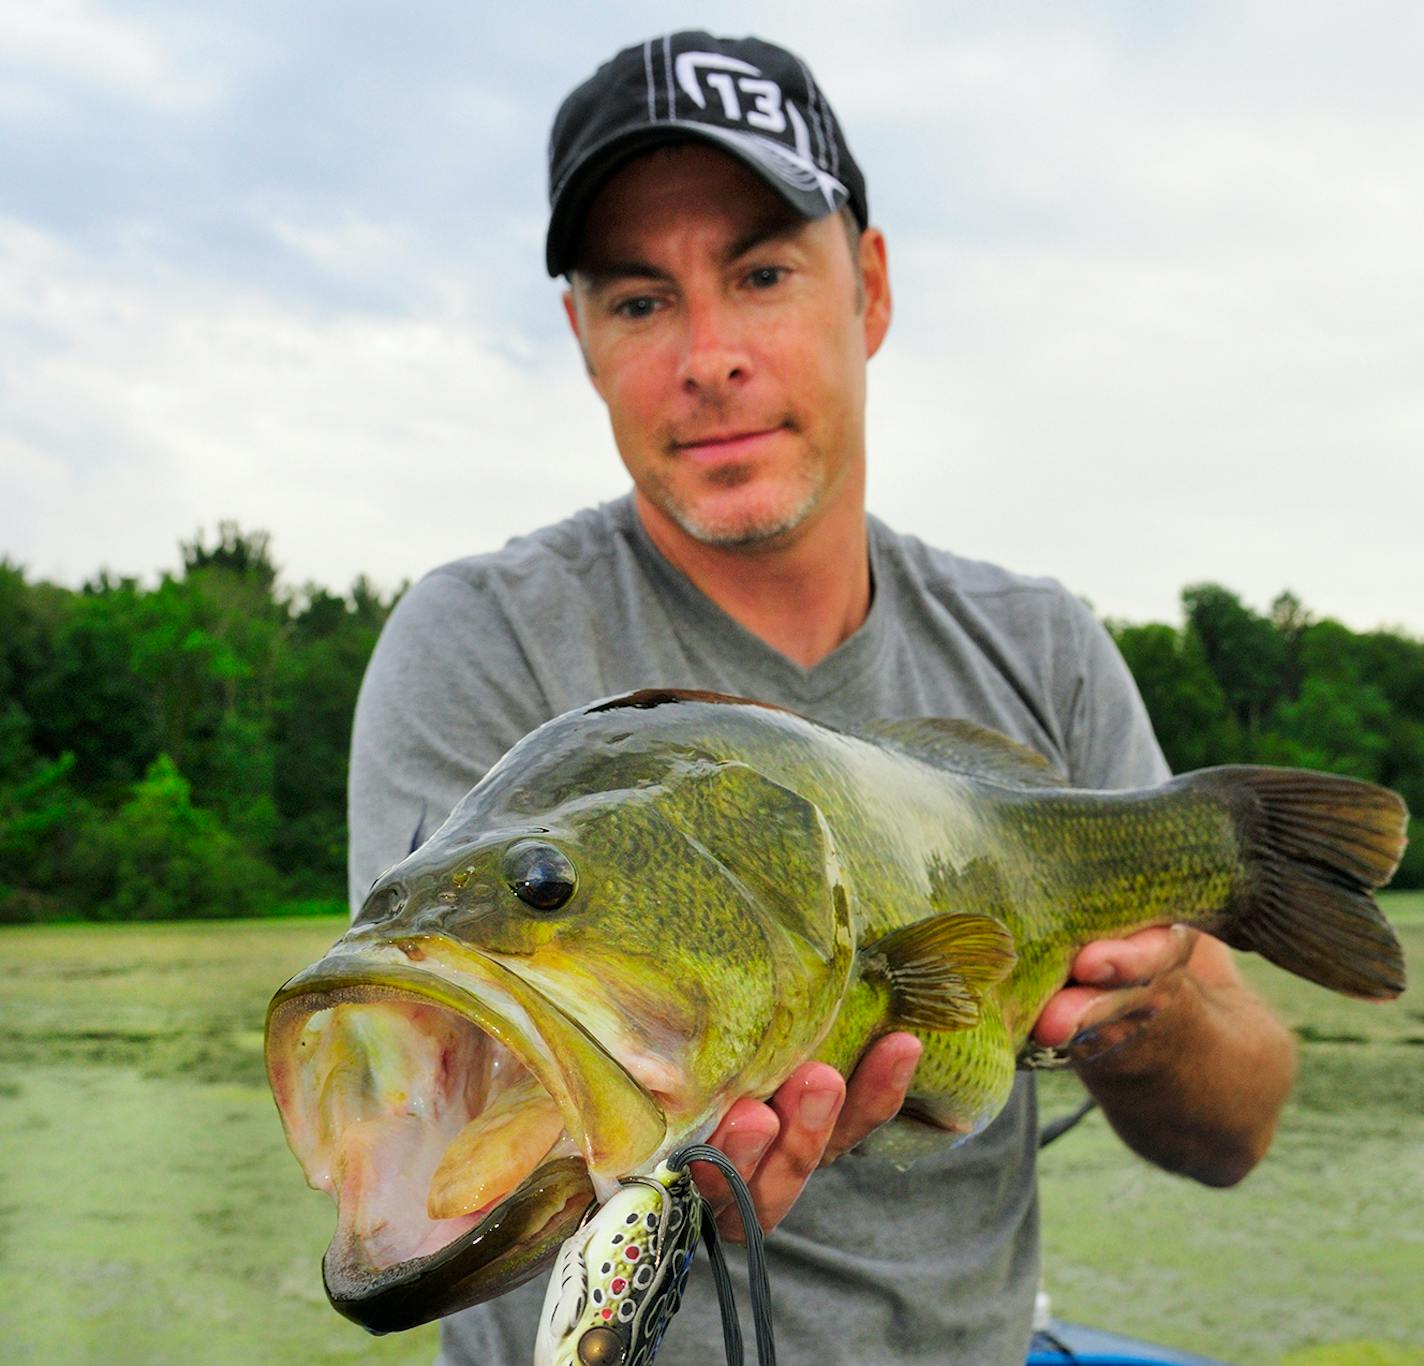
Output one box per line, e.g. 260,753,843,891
677,297,751,394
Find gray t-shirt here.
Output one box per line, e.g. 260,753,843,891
347,495,1167,1366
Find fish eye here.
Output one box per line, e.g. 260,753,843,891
504,841,577,912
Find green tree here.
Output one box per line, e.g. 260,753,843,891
98,754,278,920
270,580,393,890
0,707,101,922
0,559,47,703
181,521,280,591
1182,583,1287,744
1256,675,1392,780
1270,590,1312,701
0,530,400,918
125,526,290,853
25,576,162,794
1109,622,1242,769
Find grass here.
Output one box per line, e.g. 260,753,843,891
1037,890,1424,1365
0,894,1420,1364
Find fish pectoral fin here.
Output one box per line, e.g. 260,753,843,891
865,912,1017,1031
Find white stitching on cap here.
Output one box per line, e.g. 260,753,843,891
697,119,847,211
796,58,827,169
802,63,841,180
740,129,846,207
664,34,675,118
643,40,655,121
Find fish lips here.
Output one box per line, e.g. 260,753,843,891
324,1155,592,1334
265,941,667,1331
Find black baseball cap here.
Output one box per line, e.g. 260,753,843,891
545,31,868,277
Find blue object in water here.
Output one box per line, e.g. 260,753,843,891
1027,1319,1233,1366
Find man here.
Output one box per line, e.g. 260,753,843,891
349,31,1296,1364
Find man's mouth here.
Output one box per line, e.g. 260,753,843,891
672,424,788,462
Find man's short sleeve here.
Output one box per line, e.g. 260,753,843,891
346,567,550,913
1060,594,1171,792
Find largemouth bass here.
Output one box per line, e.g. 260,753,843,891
265,688,1407,1341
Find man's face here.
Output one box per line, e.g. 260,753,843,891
563,145,891,552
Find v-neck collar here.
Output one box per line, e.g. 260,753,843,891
613,496,893,704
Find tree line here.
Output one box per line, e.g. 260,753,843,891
1,529,1419,922
0,525,393,922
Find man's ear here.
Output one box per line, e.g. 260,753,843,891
859,228,892,360
562,285,601,387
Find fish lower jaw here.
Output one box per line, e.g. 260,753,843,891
321,1155,596,1334
326,1147,590,1274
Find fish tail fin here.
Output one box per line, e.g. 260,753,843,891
1195,767,1407,999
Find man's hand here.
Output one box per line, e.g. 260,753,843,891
1032,925,1296,1186
1032,923,1201,1059
692,1032,922,1242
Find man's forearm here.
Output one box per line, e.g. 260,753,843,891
1074,964,1297,1187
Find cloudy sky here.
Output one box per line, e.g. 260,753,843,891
2,1,1420,632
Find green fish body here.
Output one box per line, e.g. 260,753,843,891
266,689,1406,1336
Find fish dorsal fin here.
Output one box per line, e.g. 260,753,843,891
863,912,1017,1031
860,718,1067,788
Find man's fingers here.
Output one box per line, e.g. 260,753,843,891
708,1063,845,1242
825,1032,921,1162
693,1099,779,1216
1065,990,1162,1063
1033,985,1100,1047
1069,925,1198,988
694,1065,837,1242
1035,926,1201,1048
697,1039,922,1242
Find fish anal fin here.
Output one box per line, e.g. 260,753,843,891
865,912,1016,1032
860,717,1067,788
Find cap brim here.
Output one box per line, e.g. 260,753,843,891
545,122,850,277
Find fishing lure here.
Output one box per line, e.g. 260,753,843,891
534,1145,775,1366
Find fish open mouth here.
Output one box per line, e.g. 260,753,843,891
265,939,666,1333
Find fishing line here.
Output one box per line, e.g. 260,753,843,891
669,1143,777,1366
1037,1097,1097,1149
695,1197,743,1364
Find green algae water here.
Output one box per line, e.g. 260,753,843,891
0,905,1419,1364
0,917,438,1364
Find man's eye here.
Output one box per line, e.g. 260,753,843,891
613,295,660,319
744,266,786,290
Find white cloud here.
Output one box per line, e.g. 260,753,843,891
1,1,1421,636
866,218,1424,630
268,218,411,281
813,8,1424,631
0,0,216,109
0,217,614,593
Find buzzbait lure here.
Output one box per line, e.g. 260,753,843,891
534,1144,776,1366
